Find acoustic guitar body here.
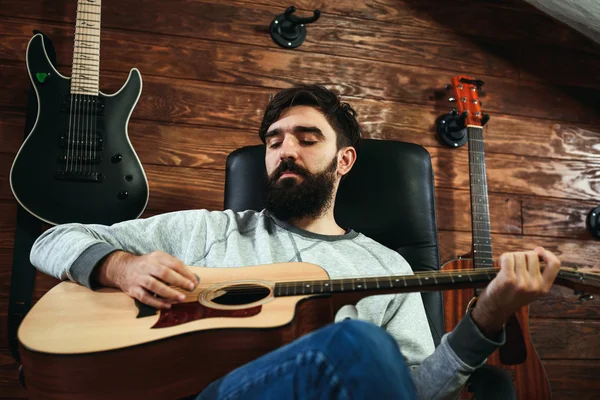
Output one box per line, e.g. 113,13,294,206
18,263,335,400
442,257,552,399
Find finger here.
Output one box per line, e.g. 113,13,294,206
536,248,561,287
514,252,528,283
131,286,171,310
151,261,196,291
500,252,516,278
525,250,542,280
156,254,197,290
143,275,186,303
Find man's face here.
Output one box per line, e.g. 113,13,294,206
264,106,341,220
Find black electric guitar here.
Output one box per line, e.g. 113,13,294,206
10,0,149,225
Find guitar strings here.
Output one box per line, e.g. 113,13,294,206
169,266,598,298
171,267,503,297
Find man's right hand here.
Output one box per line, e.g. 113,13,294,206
93,250,198,309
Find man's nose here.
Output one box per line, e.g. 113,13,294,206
278,136,299,160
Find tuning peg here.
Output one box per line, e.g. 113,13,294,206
481,113,490,126
448,97,456,102
574,291,594,302
458,111,468,127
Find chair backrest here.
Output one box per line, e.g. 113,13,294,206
223,139,445,345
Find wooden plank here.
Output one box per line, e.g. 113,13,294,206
145,165,225,212
0,16,519,81
237,0,600,52
2,0,598,56
530,319,600,359
543,359,600,392
523,197,598,240
0,345,26,398
434,188,521,235
0,201,17,249
552,391,600,400
427,146,600,202
4,44,600,128
5,92,600,165
530,285,600,320
2,145,599,216
438,230,598,269
520,44,600,89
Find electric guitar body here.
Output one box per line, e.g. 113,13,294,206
10,33,149,225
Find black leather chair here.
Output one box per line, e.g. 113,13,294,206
223,139,516,399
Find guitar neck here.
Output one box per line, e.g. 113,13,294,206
274,268,498,298
272,266,600,300
468,125,493,269
72,0,102,95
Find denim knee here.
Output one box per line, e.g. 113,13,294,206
318,319,405,369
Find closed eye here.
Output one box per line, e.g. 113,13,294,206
269,141,317,149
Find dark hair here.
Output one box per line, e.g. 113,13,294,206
258,84,362,152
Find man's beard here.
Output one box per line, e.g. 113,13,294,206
265,156,338,221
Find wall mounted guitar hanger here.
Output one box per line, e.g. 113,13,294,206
270,6,320,49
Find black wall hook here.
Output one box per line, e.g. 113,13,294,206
588,206,600,239
270,6,320,49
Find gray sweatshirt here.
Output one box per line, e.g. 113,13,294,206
30,209,505,399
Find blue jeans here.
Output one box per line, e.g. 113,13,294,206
196,319,417,400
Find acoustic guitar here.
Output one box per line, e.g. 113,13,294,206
440,75,572,399
10,0,149,225
18,262,599,400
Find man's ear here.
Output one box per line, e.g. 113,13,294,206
337,146,357,177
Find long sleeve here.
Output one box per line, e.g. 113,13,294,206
30,209,211,288
409,309,505,399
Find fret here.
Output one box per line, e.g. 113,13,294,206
351,279,355,291
73,62,100,68
77,10,101,15
432,274,438,285
74,33,100,38
402,277,407,287
81,2,101,6
78,18,100,24
375,277,380,289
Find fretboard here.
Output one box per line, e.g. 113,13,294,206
467,126,493,269
71,0,102,95
274,269,498,297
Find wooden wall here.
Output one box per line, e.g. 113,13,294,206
1,0,599,398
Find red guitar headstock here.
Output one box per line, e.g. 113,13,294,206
448,76,489,128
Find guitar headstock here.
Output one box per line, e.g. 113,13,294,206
448,76,489,128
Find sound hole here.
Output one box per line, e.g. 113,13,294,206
211,284,270,305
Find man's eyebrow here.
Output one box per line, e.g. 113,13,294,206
264,126,325,139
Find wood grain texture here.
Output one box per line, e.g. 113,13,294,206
522,197,598,240
438,230,599,268
530,319,600,359
0,16,520,80
2,41,600,125
543,359,600,390
0,201,17,249
529,285,600,320
4,104,600,164
240,0,600,53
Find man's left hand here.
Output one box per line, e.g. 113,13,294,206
471,246,561,336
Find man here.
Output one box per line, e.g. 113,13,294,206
30,84,560,399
